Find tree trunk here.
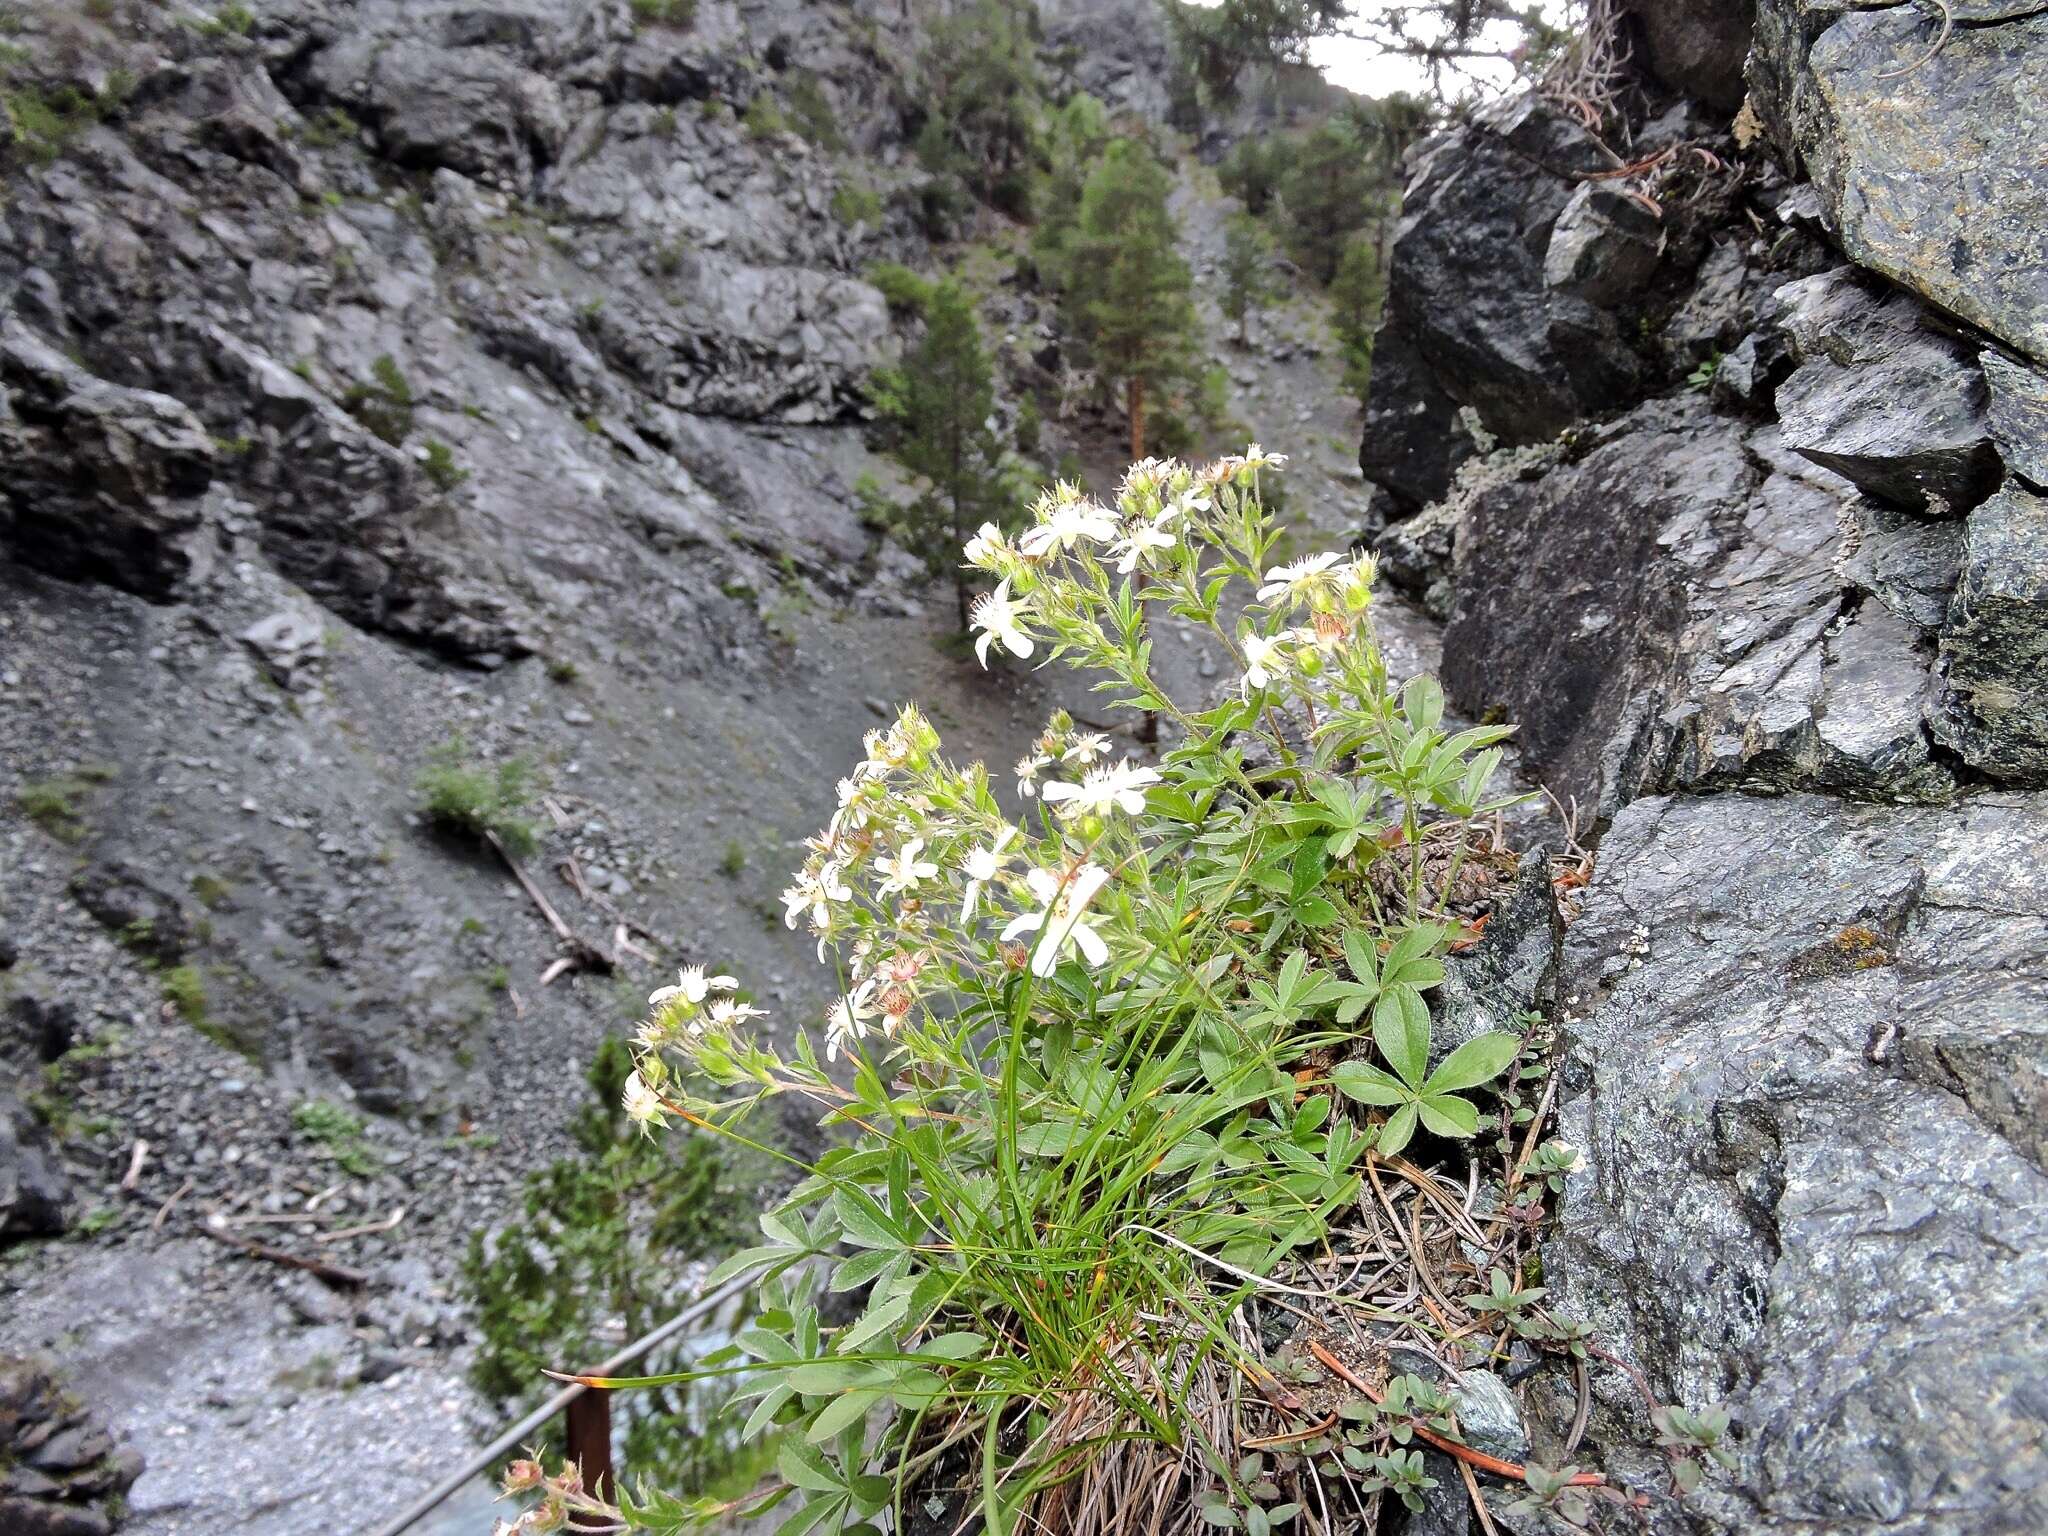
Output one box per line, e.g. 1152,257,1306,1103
1128,374,1146,462
956,571,969,632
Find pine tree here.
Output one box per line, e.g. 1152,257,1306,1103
1067,139,1196,459
871,277,1005,628
917,0,1044,221
1222,213,1278,346
1330,232,1386,405
1276,117,1390,285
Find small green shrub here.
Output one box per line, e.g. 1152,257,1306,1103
546,658,581,685
462,1037,757,1489
786,73,842,150
417,739,542,857
291,1098,380,1178
718,839,746,878
160,965,207,1024
421,438,469,490
831,181,883,227
628,0,695,26
742,92,787,140
864,261,932,317
199,3,255,37
17,778,92,842
341,354,415,445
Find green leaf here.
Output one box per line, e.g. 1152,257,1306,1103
1014,1121,1083,1157
838,1290,911,1353
829,1248,900,1293
806,1387,883,1443
833,1187,903,1250
709,1244,798,1285
917,1331,989,1361
1423,1032,1521,1094
1372,989,1430,1087
743,1382,793,1439
1341,929,1379,986
1295,896,1339,928
1330,1061,1407,1107
1416,1093,1480,1138
737,1328,798,1362
775,1493,842,1536
1378,1102,1419,1158
777,1439,845,1493
787,1361,888,1395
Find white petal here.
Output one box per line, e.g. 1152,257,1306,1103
1000,912,1044,942
1072,922,1109,967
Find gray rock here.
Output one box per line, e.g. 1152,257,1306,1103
1544,183,1664,308
1443,399,1961,817
1622,0,1757,110
1773,268,2002,515
1932,483,2048,783
1749,1,2048,365
0,1098,71,1241
1543,790,2048,1534
0,319,216,599
1982,349,2048,488
1360,95,1645,508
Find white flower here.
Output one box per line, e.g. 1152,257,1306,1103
707,997,769,1028
1241,443,1287,470
1063,732,1112,766
1241,631,1286,699
1020,497,1117,557
622,1070,667,1129
1256,551,1343,605
875,836,939,896
960,824,1019,921
824,984,879,1060
1340,552,1378,599
649,964,737,1010
1016,753,1049,797
1001,864,1112,978
1109,519,1176,575
970,578,1036,666
1042,759,1161,818
964,521,1010,570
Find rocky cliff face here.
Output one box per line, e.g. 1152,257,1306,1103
1358,3,2047,1530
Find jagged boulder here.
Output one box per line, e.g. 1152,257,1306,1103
0,1096,70,1242
1931,483,2048,783
1360,95,1645,508
1772,267,2003,514
1622,0,1757,110
1540,789,2048,1535
1982,349,2048,488
1748,0,2048,366
0,321,215,599
1441,396,1962,818
0,1357,145,1532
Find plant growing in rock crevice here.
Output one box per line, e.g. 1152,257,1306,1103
417,738,541,858
496,450,1725,1535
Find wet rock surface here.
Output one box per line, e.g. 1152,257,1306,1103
0,1356,145,1536
1541,790,2048,1535
1749,0,2048,365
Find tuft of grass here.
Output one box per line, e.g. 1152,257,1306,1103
189,872,232,908
718,839,746,879
341,354,416,445
421,438,469,490
628,0,695,27
197,3,255,37
17,778,94,843
161,965,207,1024
546,658,581,685
832,181,883,227
417,738,542,858
742,92,788,140
292,1098,381,1178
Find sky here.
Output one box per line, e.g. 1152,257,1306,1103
1193,1,1580,101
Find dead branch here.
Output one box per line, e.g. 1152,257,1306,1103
200,1219,369,1288
486,829,614,980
